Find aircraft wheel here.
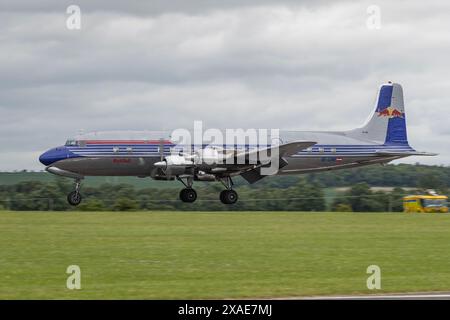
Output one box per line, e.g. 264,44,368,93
67,191,82,206
180,188,197,203
220,190,238,204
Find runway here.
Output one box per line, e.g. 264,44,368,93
292,292,450,300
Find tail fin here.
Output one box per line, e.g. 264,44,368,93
348,82,409,145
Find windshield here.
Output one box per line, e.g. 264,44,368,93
422,199,448,207
65,139,79,146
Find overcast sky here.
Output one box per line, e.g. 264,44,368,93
1,0,449,171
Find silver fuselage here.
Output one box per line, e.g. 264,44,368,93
41,130,412,178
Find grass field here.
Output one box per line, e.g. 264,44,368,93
1,211,450,299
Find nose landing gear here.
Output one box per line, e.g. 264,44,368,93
67,179,82,206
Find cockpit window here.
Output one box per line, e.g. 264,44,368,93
65,140,79,146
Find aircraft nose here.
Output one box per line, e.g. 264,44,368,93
39,146,69,166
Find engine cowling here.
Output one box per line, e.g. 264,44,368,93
165,155,194,167
194,147,221,165
155,155,194,176
154,147,225,177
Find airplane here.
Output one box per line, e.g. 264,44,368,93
39,82,436,206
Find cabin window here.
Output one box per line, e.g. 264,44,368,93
331,148,337,154
126,147,133,153
113,147,119,153
318,147,324,153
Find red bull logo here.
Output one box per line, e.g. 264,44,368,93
377,106,404,118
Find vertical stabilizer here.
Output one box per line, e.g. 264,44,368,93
348,82,408,145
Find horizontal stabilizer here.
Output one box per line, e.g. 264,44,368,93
375,151,438,157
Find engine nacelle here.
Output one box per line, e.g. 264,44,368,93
165,155,194,167
194,147,222,166
154,147,225,177
155,155,194,176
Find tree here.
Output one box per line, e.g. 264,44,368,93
113,197,139,211
340,183,387,212
282,179,325,211
390,187,406,212
348,183,372,212
418,173,445,190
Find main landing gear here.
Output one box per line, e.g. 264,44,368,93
219,177,238,205
220,189,238,204
67,179,82,206
177,176,197,203
176,176,238,204
180,188,197,202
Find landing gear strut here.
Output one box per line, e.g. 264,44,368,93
67,179,82,206
177,176,197,203
219,177,238,204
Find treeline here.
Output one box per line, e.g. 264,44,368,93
249,163,450,189
0,178,444,212
0,163,448,212
2,164,449,190
331,184,407,212
0,179,324,212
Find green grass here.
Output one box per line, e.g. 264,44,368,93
1,211,450,299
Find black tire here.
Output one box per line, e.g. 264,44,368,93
179,189,187,201
220,190,238,204
179,188,197,203
67,191,82,206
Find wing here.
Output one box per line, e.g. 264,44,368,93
232,140,317,163
236,140,317,184
153,140,316,183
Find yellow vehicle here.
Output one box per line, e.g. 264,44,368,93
403,195,448,213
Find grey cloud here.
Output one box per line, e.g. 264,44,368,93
0,0,449,170
0,0,336,15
